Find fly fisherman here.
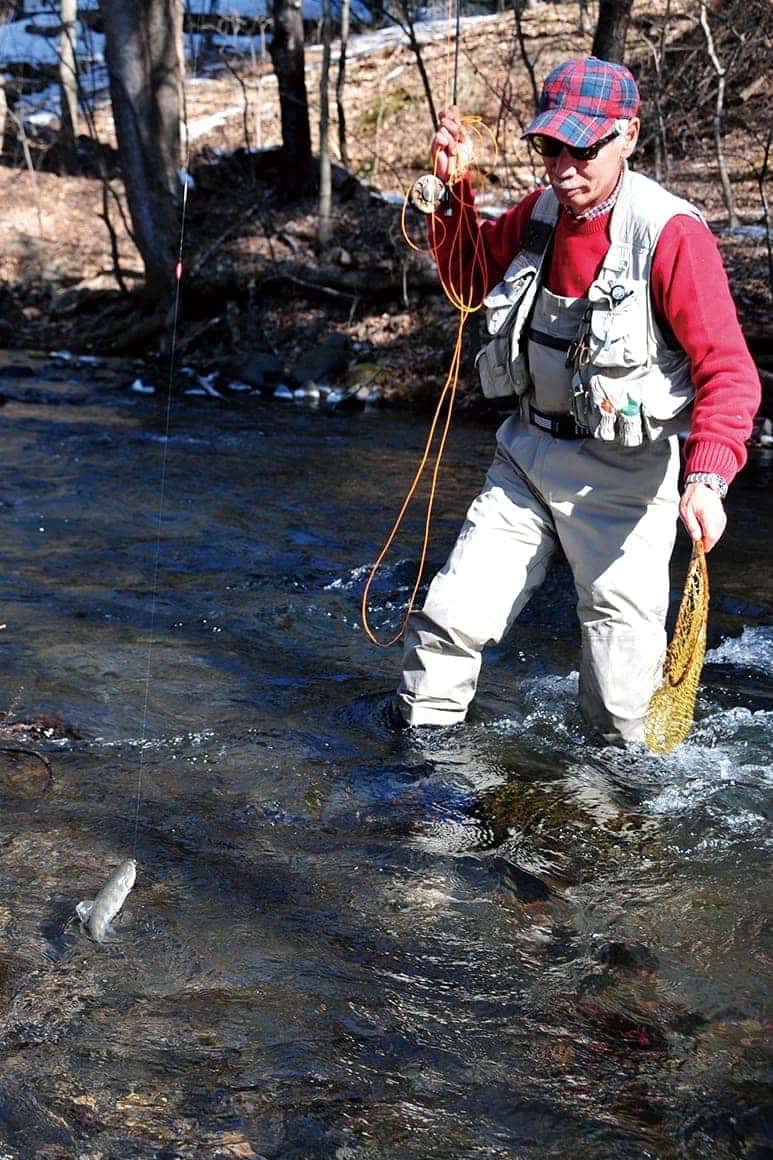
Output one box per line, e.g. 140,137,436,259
394,57,761,744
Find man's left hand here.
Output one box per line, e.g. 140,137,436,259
679,482,727,551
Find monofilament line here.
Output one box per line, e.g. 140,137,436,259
132,156,191,858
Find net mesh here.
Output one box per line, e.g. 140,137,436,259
644,540,709,755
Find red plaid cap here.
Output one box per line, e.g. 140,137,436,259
524,57,640,147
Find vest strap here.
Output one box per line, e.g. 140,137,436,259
523,218,555,253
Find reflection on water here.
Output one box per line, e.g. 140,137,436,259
0,357,770,1157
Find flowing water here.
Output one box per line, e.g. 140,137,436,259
0,355,770,1159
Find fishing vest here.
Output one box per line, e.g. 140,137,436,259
476,166,706,446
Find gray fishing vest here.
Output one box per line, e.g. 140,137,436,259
476,166,706,446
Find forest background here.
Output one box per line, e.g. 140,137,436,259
0,0,770,415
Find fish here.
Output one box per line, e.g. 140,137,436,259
76,858,137,942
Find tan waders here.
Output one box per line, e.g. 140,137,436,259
396,412,681,744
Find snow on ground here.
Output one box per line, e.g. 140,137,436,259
1,8,486,129
186,0,372,20
0,14,106,125
0,13,103,71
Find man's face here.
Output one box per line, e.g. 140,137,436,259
543,118,640,216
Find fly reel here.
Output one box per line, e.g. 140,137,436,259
408,173,448,215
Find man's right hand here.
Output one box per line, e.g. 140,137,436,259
679,482,727,552
431,107,473,183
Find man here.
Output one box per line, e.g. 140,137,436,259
394,57,760,744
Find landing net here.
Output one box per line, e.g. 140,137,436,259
644,540,709,755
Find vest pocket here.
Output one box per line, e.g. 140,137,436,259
476,334,530,399
483,265,538,336
588,286,648,368
639,351,695,424
478,264,540,399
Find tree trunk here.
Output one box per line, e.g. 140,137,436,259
336,0,350,170
59,0,78,155
318,0,332,244
175,0,186,149
400,7,437,130
0,0,10,155
98,0,183,301
591,0,634,62
269,0,314,194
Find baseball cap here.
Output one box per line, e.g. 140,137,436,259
524,57,640,147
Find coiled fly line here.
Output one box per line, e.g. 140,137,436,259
360,1,497,648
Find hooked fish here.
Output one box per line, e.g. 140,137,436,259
76,858,137,942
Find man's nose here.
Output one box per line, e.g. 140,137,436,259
551,148,577,175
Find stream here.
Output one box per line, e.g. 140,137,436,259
0,354,770,1159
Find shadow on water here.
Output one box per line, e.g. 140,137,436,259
0,356,770,1157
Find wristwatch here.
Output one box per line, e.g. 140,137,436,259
685,472,728,500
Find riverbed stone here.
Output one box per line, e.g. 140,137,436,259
290,331,350,386
229,352,285,390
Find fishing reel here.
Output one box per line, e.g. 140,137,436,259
408,173,448,215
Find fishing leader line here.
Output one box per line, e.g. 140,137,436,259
75,149,192,939
79,28,200,936
131,143,193,860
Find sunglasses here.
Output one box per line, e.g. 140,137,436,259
529,130,620,162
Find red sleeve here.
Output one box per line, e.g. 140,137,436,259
651,215,761,484
428,176,542,308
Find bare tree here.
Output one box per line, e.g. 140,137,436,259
60,0,79,155
591,0,634,62
0,0,12,151
269,0,314,193
578,0,592,36
336,0,350,169
383,0,437,129
511,0,539,111
98,0,184,301
319,0,332,243
640,0,673,182
759,130,772,296
699,0,738,228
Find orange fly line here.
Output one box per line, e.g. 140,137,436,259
360,112,497,648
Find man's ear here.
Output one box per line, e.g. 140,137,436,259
620,118,640,160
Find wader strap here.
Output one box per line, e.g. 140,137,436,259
528,328,572,353
528,403,588,440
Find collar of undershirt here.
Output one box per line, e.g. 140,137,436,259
564,168,624,223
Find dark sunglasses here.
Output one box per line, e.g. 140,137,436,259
529,130,619,162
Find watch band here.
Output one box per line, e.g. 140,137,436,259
685,472,728,500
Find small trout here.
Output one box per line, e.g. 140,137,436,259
76,858,137,942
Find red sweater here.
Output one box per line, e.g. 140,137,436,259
430,176,761,484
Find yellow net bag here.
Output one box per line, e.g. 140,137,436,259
644,540,709,755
